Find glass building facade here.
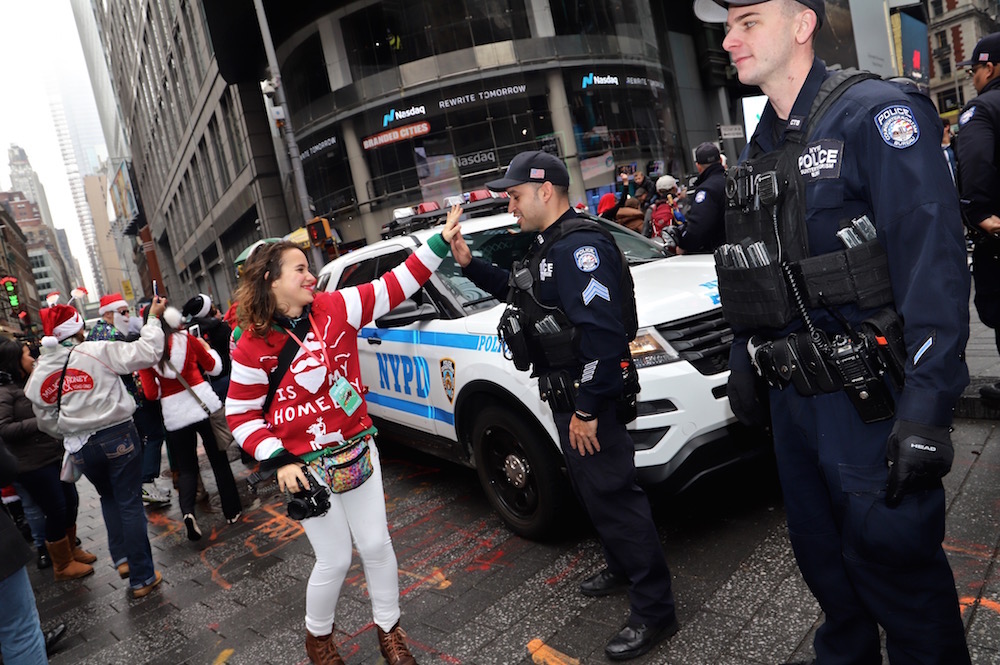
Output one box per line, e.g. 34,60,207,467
274,0,686,243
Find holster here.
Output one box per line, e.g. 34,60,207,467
538,371,576,413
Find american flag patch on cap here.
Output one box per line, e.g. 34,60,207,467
981,53,990,61
530,168,545,179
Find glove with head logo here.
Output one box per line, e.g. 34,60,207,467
885,420,954,508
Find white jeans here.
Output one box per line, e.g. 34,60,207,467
301,445,400,636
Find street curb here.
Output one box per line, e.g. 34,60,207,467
957,377,1000,420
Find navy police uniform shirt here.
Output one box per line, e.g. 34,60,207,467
463,209,628,414
676,162,726,253
733,57,970,428
955,76,1000,226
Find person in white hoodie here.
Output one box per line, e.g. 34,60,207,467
25,299,167,599
137,306,242,540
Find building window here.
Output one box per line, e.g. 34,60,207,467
930,0,943,16
208,116,231,189
939,58,951,77
937,88,964,112
221,91,247,172
284,33,331,113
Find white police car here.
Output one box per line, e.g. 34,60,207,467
317,209,762,538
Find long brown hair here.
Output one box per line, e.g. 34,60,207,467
235,240,305,338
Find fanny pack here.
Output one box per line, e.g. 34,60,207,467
307,434,374,493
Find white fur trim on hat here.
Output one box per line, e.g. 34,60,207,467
99,296,128,315
41,336,58,348
163,306,183,330
52,313,84,341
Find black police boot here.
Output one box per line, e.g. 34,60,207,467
979,382,1000,402
579,568,629,597
45,622,67,655
604,618,679,661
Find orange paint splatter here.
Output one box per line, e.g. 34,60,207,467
528,638,580,665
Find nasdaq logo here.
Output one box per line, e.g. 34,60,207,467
382,105,427,127
582,73,619,89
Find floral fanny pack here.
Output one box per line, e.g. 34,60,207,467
307,434,374,494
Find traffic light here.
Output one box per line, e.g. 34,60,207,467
306,217,332,246
0,277,19,309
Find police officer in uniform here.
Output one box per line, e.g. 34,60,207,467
954,33,1000,401
674,142,727,254
694,1,971,663
446,151,678,660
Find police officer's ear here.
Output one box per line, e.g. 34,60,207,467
792,6,819,46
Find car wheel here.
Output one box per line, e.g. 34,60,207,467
472,405,568,539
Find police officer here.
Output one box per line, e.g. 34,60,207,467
673,142,727,254
447,151,678,661
954,33,1000,401
694,1,971,663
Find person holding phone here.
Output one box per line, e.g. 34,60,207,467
226,211,460,665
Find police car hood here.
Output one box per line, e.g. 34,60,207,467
461,254,721,333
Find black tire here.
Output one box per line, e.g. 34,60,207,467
472,405,568,539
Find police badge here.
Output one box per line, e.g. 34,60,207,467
440,358,456,403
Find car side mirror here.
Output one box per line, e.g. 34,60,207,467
375,299,439,328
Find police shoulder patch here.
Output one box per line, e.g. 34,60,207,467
573,246,600,272
694,190,707,204
959,106,977,126
874,104,920,149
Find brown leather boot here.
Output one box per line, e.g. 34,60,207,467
47,536,94,581
66,525,97,563
305,631,345,665
377,623,417,665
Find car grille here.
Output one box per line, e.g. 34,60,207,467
656,309,733,375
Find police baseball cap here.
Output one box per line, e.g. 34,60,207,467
957,32,1000,67
695,142,722,165
486,150,570,191
693,0,825,28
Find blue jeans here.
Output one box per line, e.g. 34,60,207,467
12,481,45,548
0,566,46,664
133,400,167,483
72,420,157,589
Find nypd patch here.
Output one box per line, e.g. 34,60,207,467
960,106,977,126
695,190,707,204
574,246,600,272
798,139,843,180
874,105,919,149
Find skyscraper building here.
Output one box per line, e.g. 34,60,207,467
8,144,55,229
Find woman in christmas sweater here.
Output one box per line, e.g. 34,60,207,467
137,307,243,540
226,209,459,665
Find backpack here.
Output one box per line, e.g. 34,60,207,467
649,200,678,238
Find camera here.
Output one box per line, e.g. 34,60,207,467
725,164,782,211
286,473,331,521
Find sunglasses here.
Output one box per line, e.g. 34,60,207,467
117,309,130,315
967,63,991,77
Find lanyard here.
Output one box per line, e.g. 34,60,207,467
284,314,330,370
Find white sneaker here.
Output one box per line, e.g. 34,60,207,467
141,482,170,504
151,477,172,496
184,513,202,541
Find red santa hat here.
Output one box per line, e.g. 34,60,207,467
99,292,129,315
40,305,85,347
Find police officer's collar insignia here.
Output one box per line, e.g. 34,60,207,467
787,116,805,130
960,106,976,126
582,278,611,305
874,105,920,149
539,258,553,281
574,246,600,272
440,358,455,403
798,139,844,180
695,190,707,204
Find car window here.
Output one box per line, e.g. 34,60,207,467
591,217,667,264
336,249,409,289
436,226,536,310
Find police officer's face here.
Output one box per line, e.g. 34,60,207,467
970,62,995,94
723,1,805,89
506,182,548,232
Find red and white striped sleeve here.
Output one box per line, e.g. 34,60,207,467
339,236,448,330
226,339,285,461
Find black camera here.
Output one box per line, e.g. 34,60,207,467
725,164,782,211
286,473,331,521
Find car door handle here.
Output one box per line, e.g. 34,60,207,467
367,335,382,345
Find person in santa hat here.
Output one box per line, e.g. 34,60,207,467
23,297,168,599
88,293,172,506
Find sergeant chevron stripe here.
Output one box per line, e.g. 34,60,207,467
582,278,610,305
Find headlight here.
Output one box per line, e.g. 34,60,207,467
629,329,679,368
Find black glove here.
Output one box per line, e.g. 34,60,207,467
885,420,954,508
727,369,770,428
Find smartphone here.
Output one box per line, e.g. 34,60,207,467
188,323,201,338
152,280,159,298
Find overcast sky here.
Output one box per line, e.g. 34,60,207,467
0,0,101,296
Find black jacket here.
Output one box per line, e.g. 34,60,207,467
0,381,63,473
956,76,1000,226
191,316,233,376
1,439,33,582
676,162,726,253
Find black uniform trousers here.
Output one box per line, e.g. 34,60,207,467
769,388,969,665
553,404,676,628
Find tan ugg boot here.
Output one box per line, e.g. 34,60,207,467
66,525,97,563
47,536,94,581
305,630,346,665
377,623,417,665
